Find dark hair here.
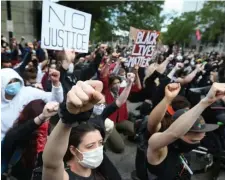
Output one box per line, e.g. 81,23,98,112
11,100,46,168
23,67,37,81
161,95,190,131
64,123,100,162
108,75,122,87
171,95,191,111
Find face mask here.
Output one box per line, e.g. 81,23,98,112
93,104,106,115
5,82,21,96
173,138,200,153
32,50,36,55
67,63,74,74
76,146,103,169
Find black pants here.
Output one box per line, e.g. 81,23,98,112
135,147,148,180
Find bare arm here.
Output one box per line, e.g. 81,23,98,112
147,83,181,134
156,58,170,74
148,97,169,134
116,81,133,107
176,68,198,85
148,100,208,152
42,120,71,180
148,82,225,153
133,66,142,90
100,62,111,78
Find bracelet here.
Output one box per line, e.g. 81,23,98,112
38,115,45,122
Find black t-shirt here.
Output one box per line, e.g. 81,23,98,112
66,169,105,180
147,144,191,180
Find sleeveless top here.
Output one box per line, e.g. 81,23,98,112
66,169,105,180
147,145,191,180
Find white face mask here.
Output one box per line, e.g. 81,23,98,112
93,104,106,115
76,146,103,169
67,63,74,74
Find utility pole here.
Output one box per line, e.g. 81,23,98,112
6,0,13,40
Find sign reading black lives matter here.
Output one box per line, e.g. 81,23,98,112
41,0,92,53
125,30,160,68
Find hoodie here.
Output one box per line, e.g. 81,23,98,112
1,68,64,140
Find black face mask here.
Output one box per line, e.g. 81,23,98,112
173,139,200,153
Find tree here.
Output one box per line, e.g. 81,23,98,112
162,12,197,45
115,1,164,31
199,1,225,43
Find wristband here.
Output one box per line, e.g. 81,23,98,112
38,115,45,123
58,102,93,124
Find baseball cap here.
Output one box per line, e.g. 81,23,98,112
172,109,219,133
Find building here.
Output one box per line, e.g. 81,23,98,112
1,1,42,41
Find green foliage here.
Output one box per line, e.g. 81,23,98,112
115,1,164,31
60,1,165,42
162,12,197,45
199,1,225,42
162,0,225,45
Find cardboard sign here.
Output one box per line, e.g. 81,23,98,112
41,0,92,53
125,30,160,67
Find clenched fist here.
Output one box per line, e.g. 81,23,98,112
165,83,181,102
49,69,60,87
66,80,104,114
127,72,136,84
202,83,225,105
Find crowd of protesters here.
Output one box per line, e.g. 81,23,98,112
1,34,225,180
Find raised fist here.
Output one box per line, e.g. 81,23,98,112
127,72,136,84
42,102,59,119
165,83,181,102
203,83,225,105
49,69,60,86
66,80,104,114
175,63,184,70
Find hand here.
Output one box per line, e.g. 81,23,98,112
165,83,181,102
42,102,59,119
34,83,43,90
64,50,76,63
202,83,225,105
134,64,139,73
175,63,184,70
127,72,136,84
66,80,104,114
49,69,60,87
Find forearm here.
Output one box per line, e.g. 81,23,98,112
43,120,72,169
116,82,132,107
167,67,177,80
134,72,142,90
165,100,208,138
148,97,169,132
51,83,64,103
182,68,198,84
157,59,169,74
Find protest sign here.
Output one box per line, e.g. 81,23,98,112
125,29,160,68
41,0,92,53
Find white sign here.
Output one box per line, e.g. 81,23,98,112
7,20,14,32
41,0,92,53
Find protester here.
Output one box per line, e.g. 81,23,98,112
1,68,63,140
2,100,59,180
42,80,122,180
146,83,224,180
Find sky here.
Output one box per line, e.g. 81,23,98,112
161,0,205,32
